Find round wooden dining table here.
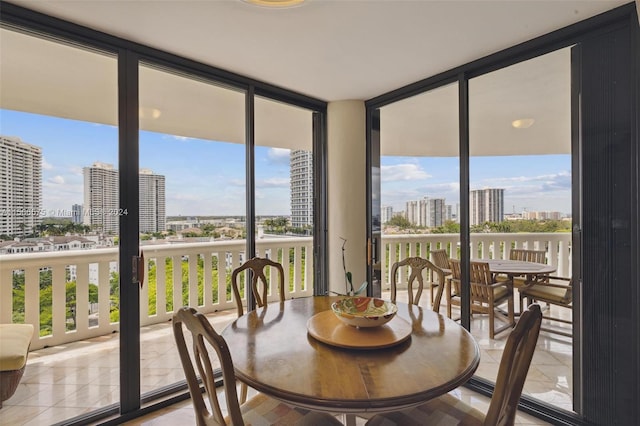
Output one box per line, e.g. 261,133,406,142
482,259,556,277
221,296,480,415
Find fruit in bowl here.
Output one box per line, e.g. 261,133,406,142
331,297,397,328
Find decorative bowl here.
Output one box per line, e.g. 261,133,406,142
331,297,397,328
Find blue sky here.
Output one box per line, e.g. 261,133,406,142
1,109,571,217
382,154,571,215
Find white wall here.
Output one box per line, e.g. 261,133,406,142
327,101,367,295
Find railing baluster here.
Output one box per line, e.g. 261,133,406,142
172,255,182,312
202,251,213,309
76,262,89,333
0,267,13,323
52,266,66,341
188,254,199,308
97,260,112,330
24,266,39,335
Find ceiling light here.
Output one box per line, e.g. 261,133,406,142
139,107,161,120
242,0,306,8
511,118,535,129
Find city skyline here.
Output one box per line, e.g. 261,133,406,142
1,109,572,219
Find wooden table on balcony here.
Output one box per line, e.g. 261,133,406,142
482,259,556,282
221,296,480,423
441,259,557,316
439,258,556,287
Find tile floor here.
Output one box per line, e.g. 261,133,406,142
1,292,571,425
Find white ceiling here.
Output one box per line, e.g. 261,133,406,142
0,0,633,158
3,0,629,101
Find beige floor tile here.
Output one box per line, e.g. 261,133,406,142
10,298,573,425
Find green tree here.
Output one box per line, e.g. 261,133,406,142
432,220,460,234
387,215,413,229
110,271,120,322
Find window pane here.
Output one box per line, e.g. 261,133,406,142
138,63,246,394
254,96,315,295
469,47,573,412
0,27,119,416
379,83,460,304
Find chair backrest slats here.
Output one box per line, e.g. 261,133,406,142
231,257,285,317
173,307,245,426
390,256,442,308
484,304,543,425
509,249,546,264
430,249,450,271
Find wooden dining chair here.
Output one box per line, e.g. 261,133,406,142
172,307,342,426
509,248,546,263
231,256,286,402
390,256,445,311
365,303,543,426
503,249,548,287
231,256,285,317
519,276,573,337
448,259,515,339
430,249,452,305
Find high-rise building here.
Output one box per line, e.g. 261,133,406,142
83,162,119,234
381,206,393,224
522,210,563,220
405,198,446,228
0,136,42,236
445,204,453,222
139,169,166,233
405,200,419,225
83,163,167,234
290,150,313,229
71,204,83,224
470,188,504,225
421,198,446,228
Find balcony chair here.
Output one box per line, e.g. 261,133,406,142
0,324,34,408
365,303,542,426
390,256,445,311
498,248,548,288
172,307,342,426
230,256,286,402
519,276,573,337
230,256,285,317
430,249,452,307
448,259,515,339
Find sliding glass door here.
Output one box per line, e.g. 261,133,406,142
368,46,578,416
0,15,326,424
0,27,121,420
137,63,247,396
376,83,460,305
468,47,575,411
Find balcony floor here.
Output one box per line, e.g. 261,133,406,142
0,292,571,425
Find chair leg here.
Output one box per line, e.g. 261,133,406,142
488,301,495,339
240,382,248,404
508,295,515,327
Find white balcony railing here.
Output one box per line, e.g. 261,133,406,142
380,232,571,290
0,233,571,350
0,237,314,350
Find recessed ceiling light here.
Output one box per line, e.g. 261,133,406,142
242,0,306,8
511,118,535,129
139,107,161,120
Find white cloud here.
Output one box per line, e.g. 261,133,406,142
70,166,84,176
168,135,193,142
258,177,289,188
47,175,65,184
267,148,290,165
42,158,54,170
483,171,570,187
381,164,431,182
